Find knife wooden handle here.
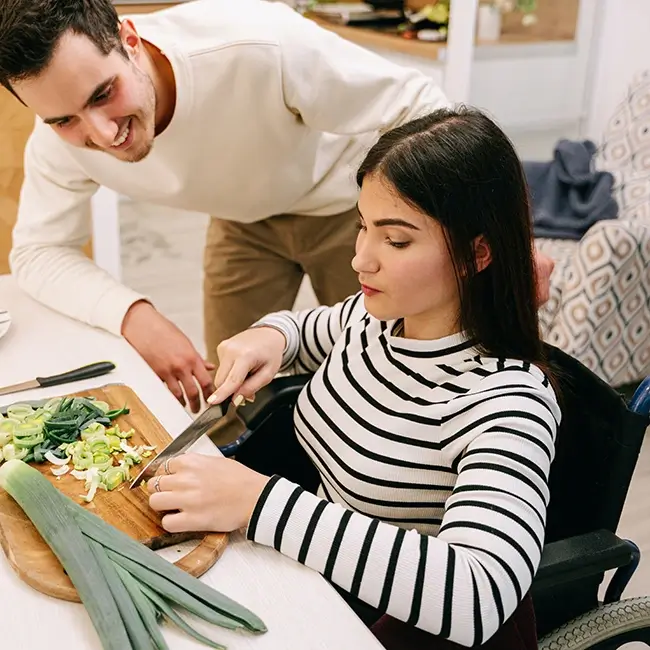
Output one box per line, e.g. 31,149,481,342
36,361,116,387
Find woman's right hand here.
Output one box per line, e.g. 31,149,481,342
207,327,287,405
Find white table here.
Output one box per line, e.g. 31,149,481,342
0,275,383,650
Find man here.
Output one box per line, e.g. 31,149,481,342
1,0,553,414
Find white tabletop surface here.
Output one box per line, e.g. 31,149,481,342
0,275,383,650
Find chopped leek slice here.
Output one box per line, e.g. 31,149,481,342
107,434,122,450
44,451,71,467
73,449,94,471
81,422,106,440
6,404,34,421
92,453,113,472
101,466,128,491
3,444,28,461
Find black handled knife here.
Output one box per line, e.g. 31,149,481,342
0,361,116,397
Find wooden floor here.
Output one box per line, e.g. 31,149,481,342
616,429,650,600
601,430,650,649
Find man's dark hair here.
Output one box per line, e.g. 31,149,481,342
0,0,125,95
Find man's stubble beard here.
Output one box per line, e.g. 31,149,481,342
125,72,157,163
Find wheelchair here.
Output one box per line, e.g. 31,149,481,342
220,344,650,650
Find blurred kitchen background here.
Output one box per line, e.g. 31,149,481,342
1,0,648,357
1,0,649,606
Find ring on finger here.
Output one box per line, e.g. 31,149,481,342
163,458,173,475
153,475,163,493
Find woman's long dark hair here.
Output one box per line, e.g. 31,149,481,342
356,106,547,370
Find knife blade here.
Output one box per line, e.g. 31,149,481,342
130,399,231,489
0,361,116,397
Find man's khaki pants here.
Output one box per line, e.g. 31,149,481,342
203,208,360,444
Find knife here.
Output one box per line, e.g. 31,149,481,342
0,361,116,397
130,399,231,489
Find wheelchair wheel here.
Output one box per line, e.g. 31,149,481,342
538,596,650,649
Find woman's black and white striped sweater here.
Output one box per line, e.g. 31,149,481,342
246,293,560,646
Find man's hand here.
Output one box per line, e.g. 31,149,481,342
121,301,215,413
534,249,555,307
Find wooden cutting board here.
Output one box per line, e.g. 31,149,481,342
0,384,228,602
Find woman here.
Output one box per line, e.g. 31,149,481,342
147,107,561,649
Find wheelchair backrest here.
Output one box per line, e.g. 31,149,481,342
543,344,649,544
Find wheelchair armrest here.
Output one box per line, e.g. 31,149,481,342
533,530,635,593
629,376,650,416
235,374,312,431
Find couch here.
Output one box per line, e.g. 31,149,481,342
537,70,650,387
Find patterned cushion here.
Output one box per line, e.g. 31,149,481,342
537,71,650,387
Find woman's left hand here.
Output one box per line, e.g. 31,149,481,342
147,454,270,533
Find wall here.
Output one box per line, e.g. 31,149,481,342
468,1,597,135
308,1,595,158
584,0,650,141
409,0,579,42
0,91,36,275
